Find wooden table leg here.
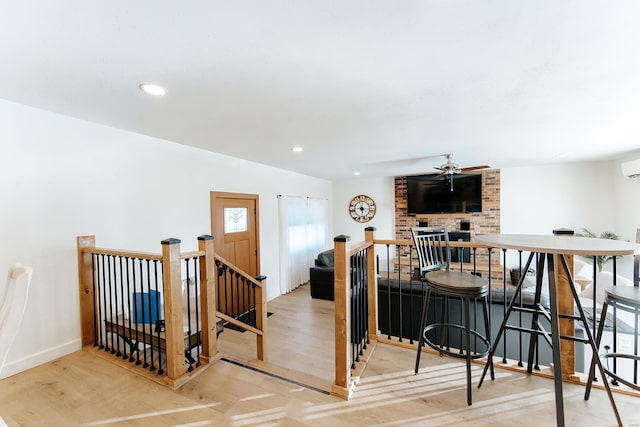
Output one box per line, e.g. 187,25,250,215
555,253,577,380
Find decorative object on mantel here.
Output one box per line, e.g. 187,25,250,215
575,228,620,271
348,194,376,223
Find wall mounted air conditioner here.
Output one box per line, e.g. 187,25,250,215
621,158,640,178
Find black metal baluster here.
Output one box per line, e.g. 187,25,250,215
105,255,112,353
634,302,639,387
110,255,118,355
229,269,235,318
194,257,201,368
251,282,257,328
139,259,147,367
409,249,415,344
186,259,194,372
351,255,357,366
215,260,221,312
246,278,254,327
108,255,117,354
99,254,107,351
518,250,524,367
487,248,493,365
364,249,370,347
112,256,121,357
119,256,127,359
386,244,391,340
502,248,507,364
223,265,229,317
126,257,135,363
612,258,618,379
154,260,164,375
132,258,141,365
145,260,155,371
397,244,403,343
472,247,478,353
534,252,540,371
91,254,99,347
360,250,366,352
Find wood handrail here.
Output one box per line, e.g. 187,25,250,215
373,238,492,249
349,240,374,256
81,246,163,261
180,250,205,260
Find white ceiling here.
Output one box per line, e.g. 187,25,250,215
1,1,639,180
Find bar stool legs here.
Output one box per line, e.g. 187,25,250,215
415,290,493,406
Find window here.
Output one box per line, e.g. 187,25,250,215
278,196,328,294
224,207,248,233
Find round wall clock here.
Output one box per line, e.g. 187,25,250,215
349,194,376,223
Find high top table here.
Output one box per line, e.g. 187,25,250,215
474,233,640,427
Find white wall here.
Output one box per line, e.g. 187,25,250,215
331,176,396,265
500,162,615,235
611,150,640,276
331,162,633,275
0,99,331,378
613,150,640,242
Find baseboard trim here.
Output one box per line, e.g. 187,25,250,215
0,339,81,380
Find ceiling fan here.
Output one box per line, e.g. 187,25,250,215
434,153,490,177
432,153,490,191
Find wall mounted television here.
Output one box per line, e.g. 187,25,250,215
406,174,482,214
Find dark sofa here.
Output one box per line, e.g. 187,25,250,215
309,249,335,300
377,276,584,370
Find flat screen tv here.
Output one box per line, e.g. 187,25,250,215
406,174,482,214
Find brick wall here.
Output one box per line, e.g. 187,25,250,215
393,169,502,279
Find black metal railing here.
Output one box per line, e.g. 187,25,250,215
375,241,577,372
182,255,202,371
91,253,166,375
350,248,369,369
215,259,257,328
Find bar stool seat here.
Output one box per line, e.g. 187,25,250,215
411,226,494,406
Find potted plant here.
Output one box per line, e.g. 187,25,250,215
576,228,620,272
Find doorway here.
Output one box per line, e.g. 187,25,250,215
210,192,261,317
210,192,260,277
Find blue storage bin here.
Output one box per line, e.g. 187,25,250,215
132,290,161,324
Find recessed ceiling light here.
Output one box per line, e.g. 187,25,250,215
353,172,361,176
291,147,303,152
557,153,569,159
139,83,167,96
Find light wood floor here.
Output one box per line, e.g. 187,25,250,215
1,284,639,426
217,283,336,390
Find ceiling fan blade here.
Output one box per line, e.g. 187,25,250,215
460,165,490,173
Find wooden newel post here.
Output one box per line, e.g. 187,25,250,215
332,234,353,399
161,238,186,381
364,227,379,340
553,228,577,379
77,235,96,347
198,235,218,362
255,275,268,362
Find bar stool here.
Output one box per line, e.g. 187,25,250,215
411,226,494,405
585,284,640,409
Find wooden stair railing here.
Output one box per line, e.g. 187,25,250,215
331,227,378,399
213,253,268,361
77,235,224,389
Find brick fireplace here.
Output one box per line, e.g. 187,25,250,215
394,169,501,278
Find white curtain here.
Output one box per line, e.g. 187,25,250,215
278,196,328,294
